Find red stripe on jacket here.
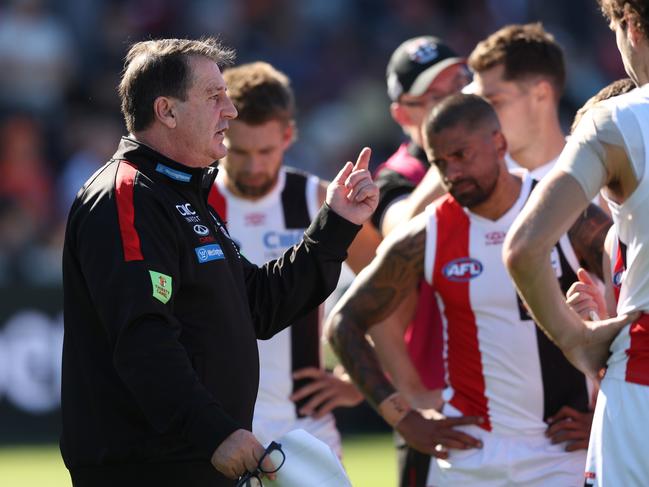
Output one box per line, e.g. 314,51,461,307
208,183,227,221
433,196,491,430
115,161,143,262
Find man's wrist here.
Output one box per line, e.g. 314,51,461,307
378,392,412,428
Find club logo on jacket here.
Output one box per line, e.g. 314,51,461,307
442,257,483,282
149,270,172,303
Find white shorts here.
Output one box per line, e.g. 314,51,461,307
426,405,586,487
253,412,342,458
585,375,649,486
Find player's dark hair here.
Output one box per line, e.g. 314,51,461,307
119,38,235,133
223,62,295,125
424,94,500,140
468,23,565,100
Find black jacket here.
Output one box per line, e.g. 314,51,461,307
61,137,360,486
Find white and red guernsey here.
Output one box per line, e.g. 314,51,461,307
208,167,323,419
423,172,591,434
599,86,649,388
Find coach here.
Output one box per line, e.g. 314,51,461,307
60,38,378,487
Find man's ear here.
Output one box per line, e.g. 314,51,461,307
624,4,644,48
390,101,413,127
494,129,508,159
531,79,554,105
153,96,177,129
282,120,296,150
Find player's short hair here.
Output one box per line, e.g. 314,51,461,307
468,23,566,99
118,37,235,133
598,0,649,36
571,78,636,133
223,62,295,125
424,93,500,140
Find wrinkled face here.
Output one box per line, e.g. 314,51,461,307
221,119,293,199
473,64,537,157
425,122,503,208
172,56,238,166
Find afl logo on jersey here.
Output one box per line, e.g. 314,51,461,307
442,257,483,282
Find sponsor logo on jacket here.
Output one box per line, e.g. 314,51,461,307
442,257,483,282
156,163,192,182
195,244,225,263
193,224,209,236
176,203,201,223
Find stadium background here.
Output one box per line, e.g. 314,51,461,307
0,0,625,485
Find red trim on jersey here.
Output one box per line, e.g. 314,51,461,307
404,282,445,390
625,314,649,386
115,161,143,262
208,183,227,220
433,196,491,430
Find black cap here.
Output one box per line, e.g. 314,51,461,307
387,36,464,102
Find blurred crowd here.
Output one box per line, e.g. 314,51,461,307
0,0,626,284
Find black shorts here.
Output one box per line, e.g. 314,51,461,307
394,431,431,487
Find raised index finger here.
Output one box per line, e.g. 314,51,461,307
353,147,372,171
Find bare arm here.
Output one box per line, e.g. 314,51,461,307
369,289,442,410
504,171,634,379
567,202,612,281
325,213,428,408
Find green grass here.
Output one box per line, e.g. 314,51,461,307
0,433,396,487
342,433,397,487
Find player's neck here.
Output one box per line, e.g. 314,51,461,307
470,167,522,221
511,120,565,171
630,43,649,86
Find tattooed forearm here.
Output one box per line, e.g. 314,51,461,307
327,311,396,408
325,216,427,408
568,203,612,280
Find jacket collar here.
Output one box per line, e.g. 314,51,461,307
112,136,218,192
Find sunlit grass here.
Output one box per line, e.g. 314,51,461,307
0,433,396,487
